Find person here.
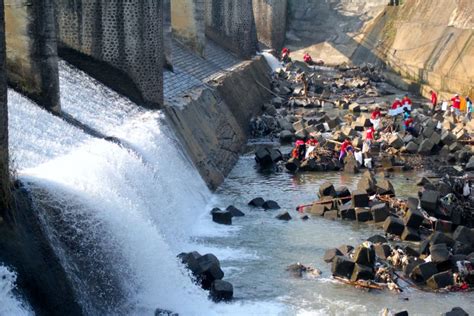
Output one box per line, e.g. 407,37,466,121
339,138,354,162
303,52,313,65
403,107,411,120
391,98,402,109
371,107,382,120
467,97,473,120
305,136,318,159
404,116,417,137
430,90,438,113
402,94,412,106
451,94,461,120
294,139,306,161
363,124,376,154
281,47,291,63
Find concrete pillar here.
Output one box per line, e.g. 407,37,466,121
55,0,164,109
205,0,258,59
171,0,205,56
0,0,10,213
4,0,60,114
163,0,173,70
252,0,288,50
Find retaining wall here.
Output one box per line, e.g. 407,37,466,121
171,0,206,56
252,0,287,50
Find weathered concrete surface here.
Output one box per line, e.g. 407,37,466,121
55,0,164,108
205,0,258,59
353,0,474,98
286,0,387,64
165,56,271,189
252,0,288,50
0,189,82,315
171,0,206,56
0,0,9,213
4,0,60,114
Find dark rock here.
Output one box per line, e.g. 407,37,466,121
376,179,395,196
356,208,373,222
210,280,233,302
353,245,375,267
350,264,374,281
420,190,440,213
352,190,369,208
383,216,405,236
426,271,453,290
335,186,351,198
442,307,469,316
276,212,292,221
339,203,356,220
401,226,421,241
434,220,453,233
367,235,387,244
262,200,280,210
403,208,424,229
338,245,354,256
285,158,300,172
430,244,450,263
406,197,419,212
419,239,431,255
410,262,438,283
300,215,309,220
324,248,343,263
430,232,455,247
178,251,202,275
319,182,336,198
212,210,232,225
331,256,355,279
371,203,390,223
197,254,225,289
404,246,420,258
374,244,392,260
393,311,409,316
248,197,265,207
210,207,221,214
226,205,245,217
453,241,473,255
255,148,273,166
453,226,474,245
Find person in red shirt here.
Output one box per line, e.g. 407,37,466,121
306,136,318,147
391,98,402,109
365,125,375,142
339,138,354,162
451,93,461,114
281,47,291,63
430,90,438,113
370,107,381,120
303,52,313,65
404,117,417,137
402,94,412,106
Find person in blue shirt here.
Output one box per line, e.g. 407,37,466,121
467,97,473,120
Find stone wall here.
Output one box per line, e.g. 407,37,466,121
353,0,474,97
252,0,288,50
0,0,9,213
4,0,60,113
171,0,206,56
205,0,258,59
165,56,271,189
163,0,173,70
55,0,164,108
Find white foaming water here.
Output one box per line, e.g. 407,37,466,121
8,63,285,314
260,51,282,72
0,265,32,316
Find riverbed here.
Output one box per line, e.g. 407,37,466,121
192,149,474,315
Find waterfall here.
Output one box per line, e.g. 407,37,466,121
8,62,283,315
0,265,32,315
259,51,282,72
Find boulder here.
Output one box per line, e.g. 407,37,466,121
262,200,280,210
403,208,424,229
406,197,419,211
371,203,390,223
353,246,375,267
178,251,202,275
430,244,450,263
426,271,453,290
374,244,392,260
331,256,355,279
248,197,265,207
276,212,292,221
226,205,245,217
401,226,421,241
319,182,336,198
430,232,455,247
339,204,356,220
350,264,374,282
442,307,469,316
410,262,438,283
212,210,232,225
210,280,233,302
324,248,343,263
279,130,294,143
197,254,225,289
367,235,387,244
285,158,300,172
405,141,419,153
420,190,439,213
383,216,405,236
418,139,434,154
453,226,474,245
255,148,273,166
352,190,369,208
434,220,453,233
356,208,373,222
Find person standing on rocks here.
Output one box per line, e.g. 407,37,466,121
363,123,376,156
303,52,314,65
391,98,402,109
281,48,291,64
451,94,462,121
402,94,412,107
466,97,472,120
430,90,438,113
339,138,354,162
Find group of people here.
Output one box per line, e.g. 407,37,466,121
280,48,322,66
290,137,319,161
